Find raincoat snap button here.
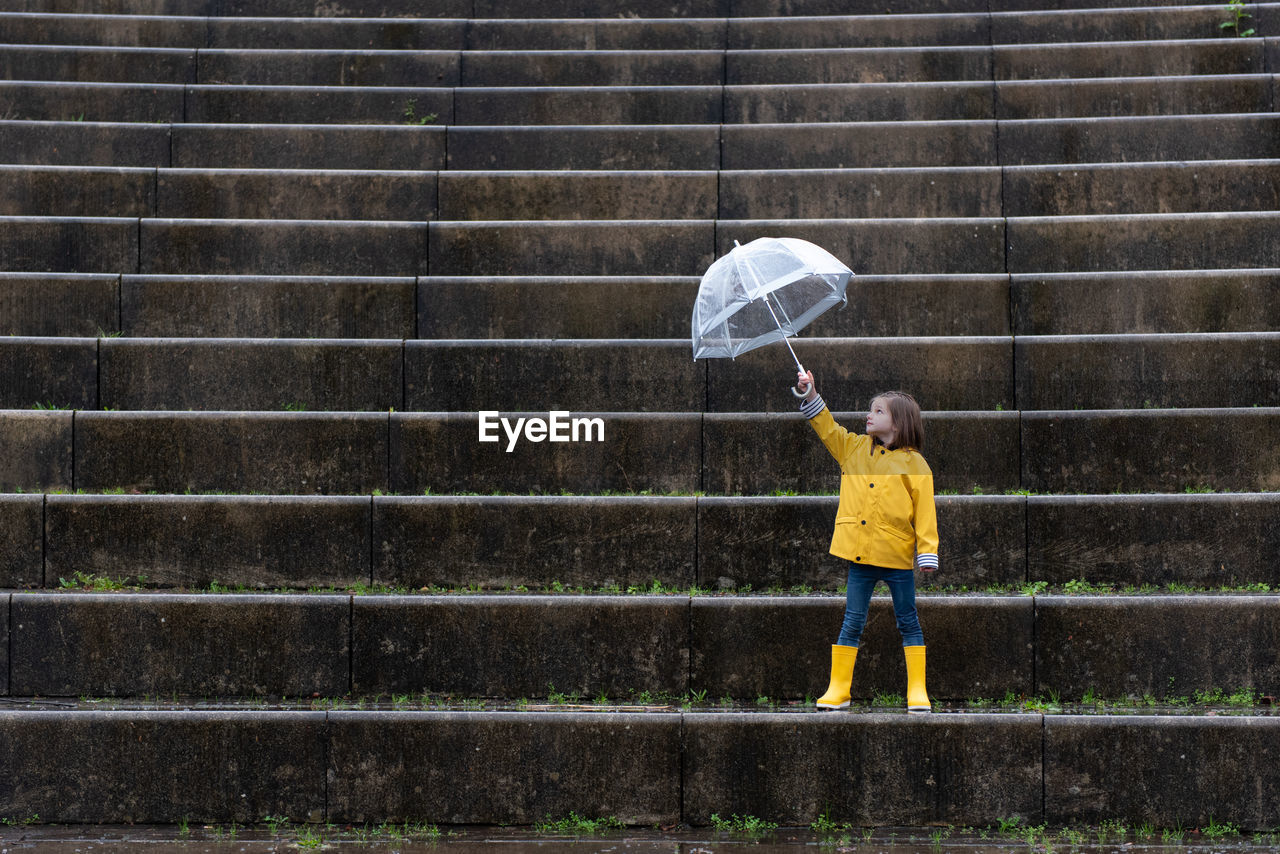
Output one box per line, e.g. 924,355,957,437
869,483,874,488
861,520,866,525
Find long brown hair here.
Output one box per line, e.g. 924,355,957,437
873,391,924,452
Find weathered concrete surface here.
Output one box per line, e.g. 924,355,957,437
717,218,1006,275
703,411,1022,495
997,75,1273,119
351,596,689,697
327,711,681,825
719,166,1000,219
691,596,1033,700
684,713,1043,826
726,14,989,49
0,81,185,123
460,50,724,87
1011,270,1280,335
187,83,453,126
994,39,1264,80
0,595,7,693
0,494,43,589
428,221,714,276
721,120,997,169
992,5,1245,43
172,123,445,170
466,19,726,51
1027,494,1280,587
0,165,155,217
198,49,460,87
1037,596,1280,700
1045,716,1280,830
1020,409,1280,493
156,168,437,221
45,494,372,589
726,81,994,123
405,340,702,412
706,337,1014,413
0,119,168,167
437,170,717,221
418,276,700,339
455,86,722,126
0,411,73,493
727,45,992,84
75,411,388,494
1000,115,1280,165
808,274,1012,336
697,495,1026,591
1015,333,1280,409
445,126,720,170
10,593,350,697
99,338,403,411
389,412,698,495
140,219,429,276
0,13,208,48
373,496,697,591
0,711,326,823
0,272,118,336
0,337,97,410
0,44,196,84
0,216,137,274
122,275,416,339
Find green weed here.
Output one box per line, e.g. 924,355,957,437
1221,0,1256,35
536,812,623,835
710,813,778,837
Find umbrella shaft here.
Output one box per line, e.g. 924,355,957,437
763,292,804,373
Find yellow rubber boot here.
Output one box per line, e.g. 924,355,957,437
904,645,931,714
815,644,857,710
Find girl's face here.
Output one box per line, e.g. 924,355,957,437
865,397,897,444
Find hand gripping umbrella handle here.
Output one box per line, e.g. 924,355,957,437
791,363,809,398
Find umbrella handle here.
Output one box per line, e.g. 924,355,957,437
792,364,810,398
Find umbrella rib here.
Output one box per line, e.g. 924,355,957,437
762,291,804,373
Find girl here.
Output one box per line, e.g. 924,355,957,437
794,369,938,714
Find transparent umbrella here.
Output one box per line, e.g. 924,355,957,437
691,237,852,392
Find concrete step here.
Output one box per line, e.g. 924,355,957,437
6,491,1274,592
994,38,1267,79
1001,113,1280,164
4,408,1276,495
993,74,1275,120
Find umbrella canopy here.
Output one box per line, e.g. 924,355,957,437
691,236,852,364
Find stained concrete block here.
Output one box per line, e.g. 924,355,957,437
205,18,467,50
697,495,1026,591
0,119,171,167
0,13,208,48
351,596,689,697
727,14,989,49
691,596,1033,700
725,81,995,123
1016,333,1280,409
446,125,721,170
389,412,699,495
0,494,43,589
719,166,1001,219
0,216,138,274
995,40,1264,81
1037,596,1280,699
454,85,723,126
418,276,700,339
46,494,372,589
1045,716,1280,830
0,337,97,410
996,75,1273,120
0,411,73,493
437,170,717,221
0,44,197,84
75,411,388,494
460,50,724,87
0,595,6,693
156,168,437,221
721,120,998,169
1028,494,1280,587
0,165,155,217
1020,409,1280,493
373,495,697,590
812,274,1011,337
0,710,326,823
404,340,702,412
1007,212,1280,273
717,218,1006,275
328,711,681,825
10,593,350,696
140,219,429,276
100,338,403,411
992,5,1244,43
172,123,445,170
186,83,453,126
684,713,1043,827
0,81,185,123
706,337,1014,413
999,114,1280,166
198,49,461,87
428,221,714,276
221,0,469,14
465,19,727,51
703,411,1021,495
122,274,416,339
727,45,992,84
477,0,723,14
1011,270,1280,335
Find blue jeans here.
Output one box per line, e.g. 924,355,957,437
837,563,924,648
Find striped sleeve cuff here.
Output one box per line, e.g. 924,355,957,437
799,394,825,419
915,553,939,571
